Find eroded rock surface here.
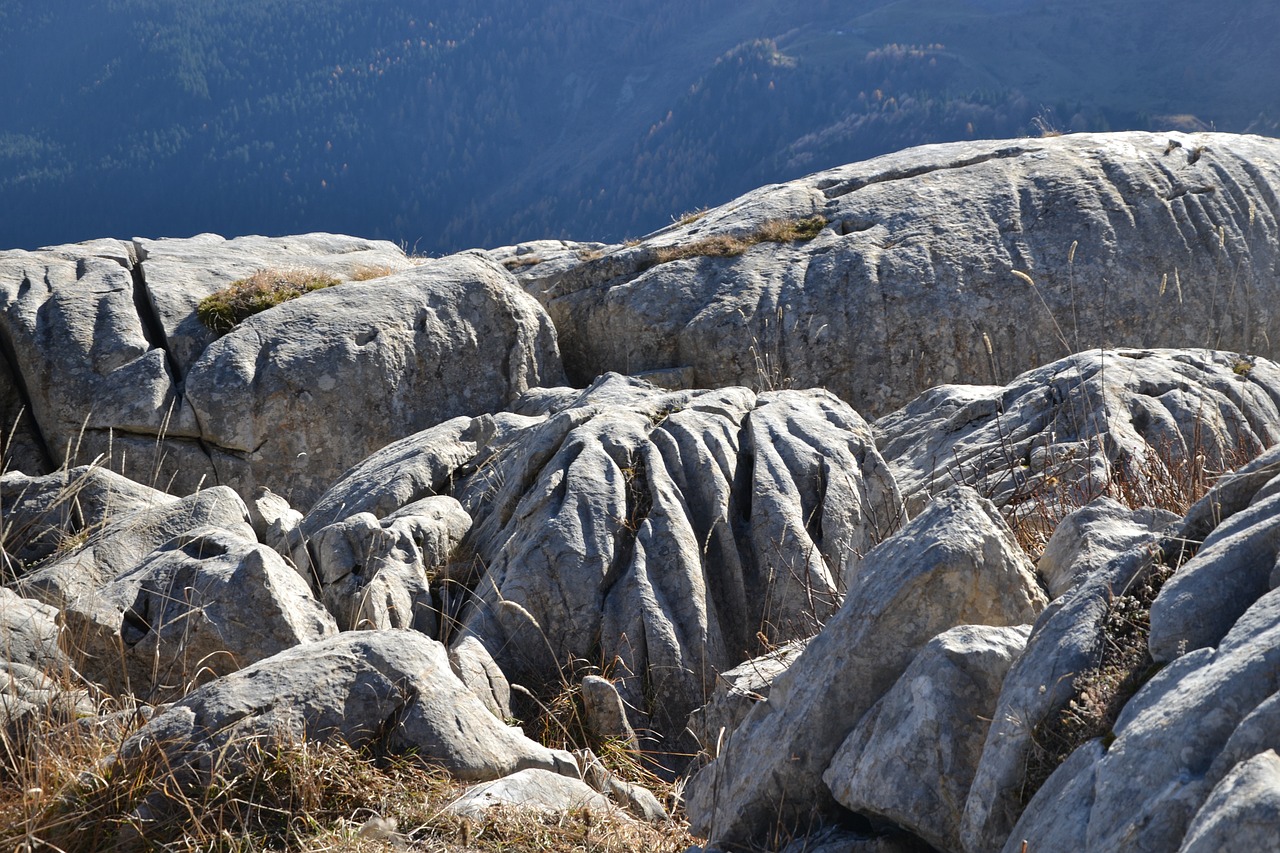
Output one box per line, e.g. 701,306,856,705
530,132,1280,416
874,348,1280,518
450,376,903,748
685,486,1046,849
0,237,564,510
118,630,578,784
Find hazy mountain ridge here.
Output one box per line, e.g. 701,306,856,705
2,0,1277,253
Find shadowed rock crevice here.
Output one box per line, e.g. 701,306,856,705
0,324,54,474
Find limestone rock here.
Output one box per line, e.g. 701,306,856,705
533,132,1280,417
448,635,513,722
1000,584,1280,852
450,376,902,749
1039,497,1178,599
580,675,639,751
687,638,808,753
1,661,96,746
247,487,302,558
309,496,470,633
17,485,254,607
999,740,1107,853
446,767,615,820
1179,750,1280,853
61,526,337,700
183,251,564,509
300,414,516,538
117,630,578,786
1,465,176,571
685,486,1046,849
874,348,1280,518
824,624,1031,853
1149,456,1280,660
0,586,66,672
132,232,414,377
0,241,210,492
960,542,1160,852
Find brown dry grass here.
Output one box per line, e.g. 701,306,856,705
646,215,827,268
0,713,695,853
348,265,397,281
196,268,342,334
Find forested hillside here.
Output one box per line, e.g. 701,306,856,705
2,0,1278,252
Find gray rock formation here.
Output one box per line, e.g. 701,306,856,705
686,638,808,754
824,624,1031,853
874,348,1280,519
1178,749,1280,853
964,438,1280,853
117,630,578,785
1005,583,1280,852
448,635,513,722
309,496,470,633
450,376,902,747
184,251,563,508
0,237,564,510
685,486,1046,849
446,767,616,820
1038,497,1178,599
60,526,337,700
1149,450,1280,660
0,586,66,672
17,485,253,607
580,675,639,751
131,232,414,377
1,465,176,572
529,132,1280,417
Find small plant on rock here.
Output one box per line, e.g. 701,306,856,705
196,268,342,334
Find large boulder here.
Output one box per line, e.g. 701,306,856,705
60,526,337,700
530,132,1280,416
824,624,1032,853
874,348,1280,520
16,485,253,608
684,486,1046,849
1037,497,1178,599
0,240,206,492
1178,750,1280,853
968,442,1280,852
184,251,564,508
1006,584,1280,852
1,465,176,572
117,630,579,785
448,376,903,748
0,237,564,510
131,232,414,377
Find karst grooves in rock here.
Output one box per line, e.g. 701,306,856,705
516,131,1280,417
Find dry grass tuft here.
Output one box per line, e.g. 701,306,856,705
501,255,544,270
196,268,342,334
348,265,397,281
1,717,694,852
645,215,827,269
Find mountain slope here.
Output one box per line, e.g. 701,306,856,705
1,0,1277,252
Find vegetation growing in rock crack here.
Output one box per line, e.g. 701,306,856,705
196,268,342,334
641,214,828,269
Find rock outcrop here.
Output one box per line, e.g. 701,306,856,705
0,235,564,509
528,132,1280,417
874,347,1280,518
118,630,580,784
685,486,1046,848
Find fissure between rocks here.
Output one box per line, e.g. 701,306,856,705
818,144,1034,200
0,322,55,473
